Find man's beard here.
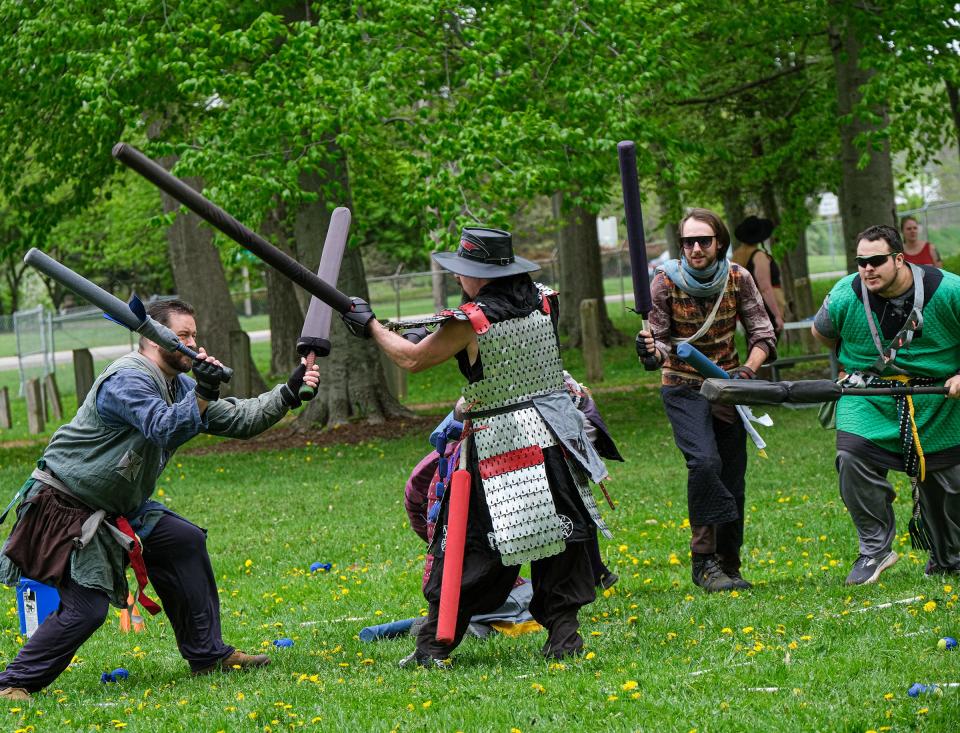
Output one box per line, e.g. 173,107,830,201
159,348,193,374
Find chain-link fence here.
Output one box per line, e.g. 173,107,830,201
359,247,661,322
3,305,140,393
13,306,55,397
52,306,139,353
805,201,960,272
6,201,960,373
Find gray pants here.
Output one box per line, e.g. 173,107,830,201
837,450,960,569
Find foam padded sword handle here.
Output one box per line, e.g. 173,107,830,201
676,342,730,379
298,351,318,401
436,467,471,644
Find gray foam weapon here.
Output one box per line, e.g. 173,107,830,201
24,248,232,382
296,207,351,400
701,377,948,406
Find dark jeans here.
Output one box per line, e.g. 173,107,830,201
417,541,595,660
0,513,233,692
661,386,747,562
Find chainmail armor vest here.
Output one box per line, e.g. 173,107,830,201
464,308,592,565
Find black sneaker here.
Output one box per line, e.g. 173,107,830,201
924,559,960,578
845,551,898,585
692,555,736,592
599,572,619,590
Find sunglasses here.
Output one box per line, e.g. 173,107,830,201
855,253,897,268
679,235,716,250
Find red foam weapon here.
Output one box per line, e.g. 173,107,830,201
436,436,471,644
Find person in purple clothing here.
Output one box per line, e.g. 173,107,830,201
0,299,318,700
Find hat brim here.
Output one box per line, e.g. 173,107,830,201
431,251,541,278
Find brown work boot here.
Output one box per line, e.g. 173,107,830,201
691,555,736,593
717,555,753,590
192,650,271,676
0,687,31,701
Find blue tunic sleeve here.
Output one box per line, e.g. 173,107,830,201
96,369,205,451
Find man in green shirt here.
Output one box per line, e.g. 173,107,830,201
812,224,960,585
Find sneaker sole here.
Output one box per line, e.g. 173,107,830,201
846,551,899,585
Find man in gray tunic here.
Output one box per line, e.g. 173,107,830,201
0,299,318,700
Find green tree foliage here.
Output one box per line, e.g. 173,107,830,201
1,0,956,324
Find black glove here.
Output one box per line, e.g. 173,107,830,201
401,327,430,344
341,297,375,338
635,332,660,371
279,363,307,408
730,365,757,380
193,359,225,401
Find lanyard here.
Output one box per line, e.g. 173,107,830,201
860,263,925,375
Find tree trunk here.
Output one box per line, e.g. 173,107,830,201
658,189,682,261
830,18,898,272
654,148,682,260
552,192,624,348
292,147,411,429
722,190,745,242
3,259,27,314
431,257,448,311
783,228,814,320
262,207,305,378
946,80,960,156
293,245,412,429
159,163,267,397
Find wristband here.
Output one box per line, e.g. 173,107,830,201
279,384,301,409
195,384,220,402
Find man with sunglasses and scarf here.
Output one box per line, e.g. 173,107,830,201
638,208,776,593
812,225,960,585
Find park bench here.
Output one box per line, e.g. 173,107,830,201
765,320,839,382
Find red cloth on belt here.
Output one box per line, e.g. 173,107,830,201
115,517,162,616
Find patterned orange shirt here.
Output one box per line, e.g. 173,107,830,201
648,263,777,386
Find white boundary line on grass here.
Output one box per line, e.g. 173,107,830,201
848,596,923,614
689,660,757,677
299,617,366,626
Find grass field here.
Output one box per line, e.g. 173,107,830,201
0,306,958,731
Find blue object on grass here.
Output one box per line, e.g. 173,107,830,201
908,683,939,697
310,562,332,573
101,668,130,683
273,638,294,648
359,618,415,642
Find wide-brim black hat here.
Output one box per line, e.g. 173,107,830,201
432,227,541,278
734,215,775,245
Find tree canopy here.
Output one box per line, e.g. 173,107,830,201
1,1,957,329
